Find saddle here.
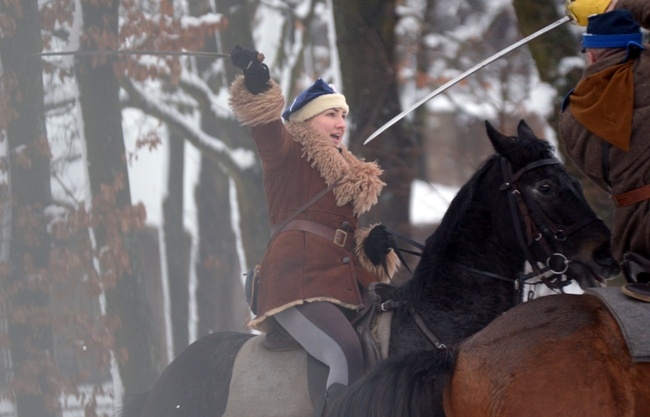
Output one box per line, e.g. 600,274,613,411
585,287,650,362
262,282,398,367
352,282,399,367
224,283,395,417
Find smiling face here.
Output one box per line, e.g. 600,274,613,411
308,108,347,146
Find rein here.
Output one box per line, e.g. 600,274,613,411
384,228,425,276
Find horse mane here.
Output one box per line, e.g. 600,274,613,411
328,349,456,417
396,156,496,298
426,157,496,255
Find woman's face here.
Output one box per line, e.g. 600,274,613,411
308,108,347,146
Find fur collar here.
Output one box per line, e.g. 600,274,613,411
229,75,385,215
286,122,385,215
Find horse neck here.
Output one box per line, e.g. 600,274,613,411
397,167,528,343
431,167,527,284
394,247,525,350
413,219,524,304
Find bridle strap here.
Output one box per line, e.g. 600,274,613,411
499,157,561,191
500,158,551,281
526,201,603,242
497,156,600,295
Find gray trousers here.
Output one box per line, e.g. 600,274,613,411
274,301,364,388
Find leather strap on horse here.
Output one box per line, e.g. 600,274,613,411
269,180,341,244
277,219,355,252
383,227,425,277
500,157,548,281
499,156,589,296
410,307,446,349
612,184,650,207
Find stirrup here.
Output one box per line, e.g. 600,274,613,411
621,283,650,303
621,251,650,284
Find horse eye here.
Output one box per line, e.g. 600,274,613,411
537,183,553,194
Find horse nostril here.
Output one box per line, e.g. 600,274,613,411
593,242,616,267
594,243,612,259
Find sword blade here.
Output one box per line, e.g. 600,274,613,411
37,50,231,59
363,16,571,145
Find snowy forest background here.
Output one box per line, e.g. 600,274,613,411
0,0,622,416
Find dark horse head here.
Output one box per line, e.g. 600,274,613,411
389,120,619,355
483,120,619,289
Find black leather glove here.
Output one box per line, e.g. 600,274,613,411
231,45,259,70
230,45,270,94
363,225,397,266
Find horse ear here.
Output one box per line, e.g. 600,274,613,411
485,120,517,156
516,119,537,140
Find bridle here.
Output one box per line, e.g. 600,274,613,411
387,155,604,350
449,156,602,302
495,156,603,300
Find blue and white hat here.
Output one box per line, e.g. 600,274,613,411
282,79,349,122
582,10,643,49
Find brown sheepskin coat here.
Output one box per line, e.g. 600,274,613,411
559,0,650,260
229,76,399,330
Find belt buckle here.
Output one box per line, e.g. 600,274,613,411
334,229,348,248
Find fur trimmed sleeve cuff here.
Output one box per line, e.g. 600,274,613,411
228,75,285,126
354,224,400,283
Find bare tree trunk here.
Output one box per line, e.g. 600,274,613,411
332,0,415,233
0,0,58,415
194,162,244,334
163,135,190,357
187,0,259,336
160,0,190,360
214,0,270,267
75,0,161,397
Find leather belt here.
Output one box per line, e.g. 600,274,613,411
612,184,650,207
271,219,355,252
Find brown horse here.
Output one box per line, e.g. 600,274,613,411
329,291,650,417
444,292,650,417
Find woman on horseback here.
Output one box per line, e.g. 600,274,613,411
228,46,400,415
